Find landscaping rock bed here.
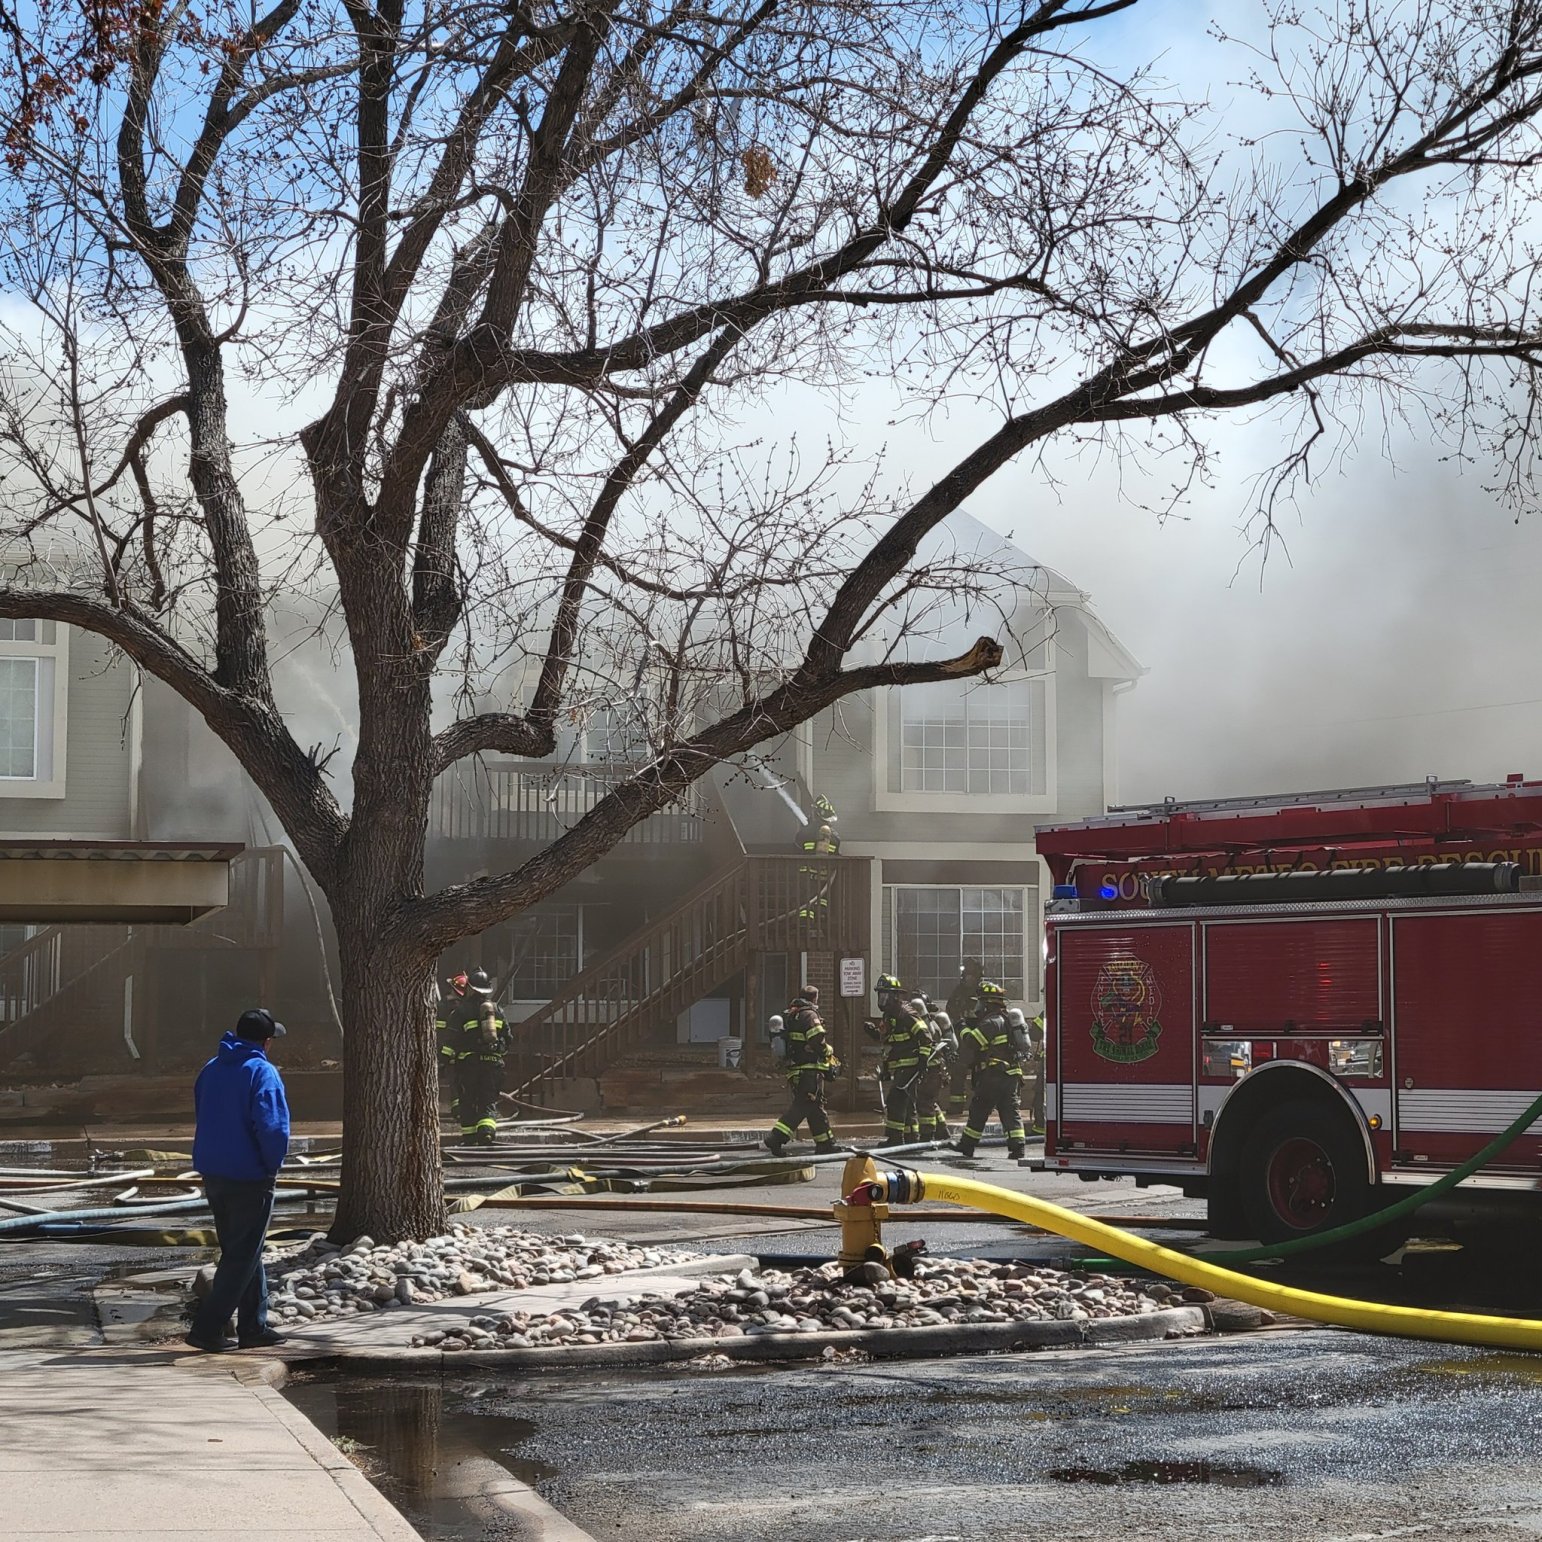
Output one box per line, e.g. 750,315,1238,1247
406,1255,1196,1352
263,1226,699,1324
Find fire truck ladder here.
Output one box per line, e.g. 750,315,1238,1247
1105,776,1475,820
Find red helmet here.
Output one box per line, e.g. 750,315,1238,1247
449,971,469,996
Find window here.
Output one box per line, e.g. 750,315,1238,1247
883,669,1049,804
882,884,1035,1003
0,621,49,642
499,904,583,999
0,658,38,778
0,621,66,797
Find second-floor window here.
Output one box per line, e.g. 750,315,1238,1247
0,656,39,778
0,620,66,796
889,674,1047,798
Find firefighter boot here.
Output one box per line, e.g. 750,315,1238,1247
763,1130,790,1156
1007,1142,1026,1160
814,1139,841,1155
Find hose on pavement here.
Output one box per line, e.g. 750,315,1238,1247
872,1169,1542,1352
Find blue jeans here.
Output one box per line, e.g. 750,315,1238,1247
190,1175,275,1342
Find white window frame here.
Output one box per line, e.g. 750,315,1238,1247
881,881,1038,1004
502,902,586,1005
874,649,1056,815
0,622,67,799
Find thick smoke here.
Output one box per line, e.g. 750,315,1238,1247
978,442,1542,804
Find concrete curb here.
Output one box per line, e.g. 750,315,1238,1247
228,1353,600,1542
295,1303,1210,1372
238,1369,425,1540
426,1449,601,1542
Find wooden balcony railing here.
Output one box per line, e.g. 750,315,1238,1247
430,763,706,845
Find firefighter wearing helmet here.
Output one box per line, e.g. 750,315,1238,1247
443,967,509,1145
863,973,927,1147
796,796,841,924
764,985,841,1156
955,979,1028,1159
914,1001,956,1143
435,969,474,1127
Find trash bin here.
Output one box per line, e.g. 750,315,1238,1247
718,1036,743,1070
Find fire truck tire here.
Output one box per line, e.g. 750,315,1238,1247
1238,1100,1372,1244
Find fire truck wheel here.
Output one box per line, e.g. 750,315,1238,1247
1238,1100,1372,1243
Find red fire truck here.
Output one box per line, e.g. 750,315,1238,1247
1035,777,1542,1242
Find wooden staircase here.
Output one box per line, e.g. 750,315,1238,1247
507,853,868,1102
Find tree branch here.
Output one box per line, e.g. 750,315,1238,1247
432,713,557,775
0,589,347,883
403,636,1003,949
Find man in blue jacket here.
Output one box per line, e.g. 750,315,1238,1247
185,1008,291,1352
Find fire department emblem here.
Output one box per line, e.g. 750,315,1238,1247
1090,955,1163,1064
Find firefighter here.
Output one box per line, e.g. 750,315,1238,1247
436,969,475,1128
864,974,927,1147
1022,1009,1047,1134
914,999,955,1143
796,797,841,922
945,956,985,1111
764,985,841,1155
452,968,508,1145
954,980,1027,1159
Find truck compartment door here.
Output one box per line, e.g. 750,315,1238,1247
1203,916,1382,1035
1392,911,1542,1171
1056,924,1196,1159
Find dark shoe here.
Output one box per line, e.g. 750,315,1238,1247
183,1331,235,1354
763,1136,788,1156
813,1141,841,1156
952,1141,976,1158
238,1328,287,1348
1008,1145,1026,1160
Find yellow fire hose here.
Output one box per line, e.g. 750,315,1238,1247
874,1169,1542,1352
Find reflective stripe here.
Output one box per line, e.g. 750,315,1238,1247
1061,1083,1191,1124
1397,1087,1542,1134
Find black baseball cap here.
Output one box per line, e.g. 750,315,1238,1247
236,1008,287,1040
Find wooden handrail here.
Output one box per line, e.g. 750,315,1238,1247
518,858,751,1028
507,854,871,1100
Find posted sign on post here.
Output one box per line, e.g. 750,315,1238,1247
839,956,866,998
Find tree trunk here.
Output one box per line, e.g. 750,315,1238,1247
330,924,446,1243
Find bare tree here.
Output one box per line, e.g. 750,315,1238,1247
0,0,1539,1238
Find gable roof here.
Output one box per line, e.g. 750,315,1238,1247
936,510,1144,683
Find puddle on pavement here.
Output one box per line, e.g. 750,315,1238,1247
285,1374,556,1540
1414,1354,1542,1386
1049,1460,1284,1488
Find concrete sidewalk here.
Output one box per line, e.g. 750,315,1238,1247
0,1346,422,1540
